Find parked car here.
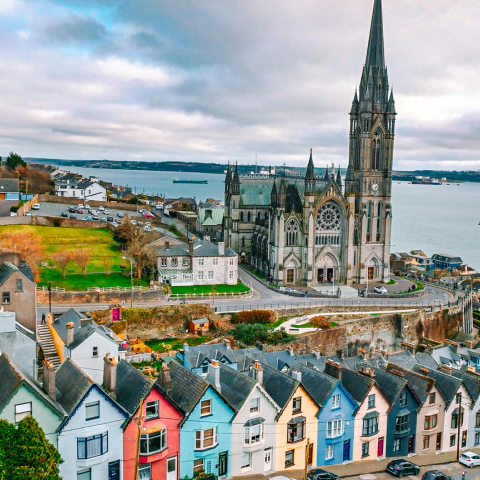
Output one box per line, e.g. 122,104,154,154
117,212,124,218
142,212,154,218
306,469,339,480
459,451,480,468
112,221,119,227
86,215,93,221
421,471,454,480
130,220,137,226
85,204,90,209
92,215,99,220
100,217,107,222
107,216,114,222
32,203,40,210
68,206,76,213
91,209,98,215
374,285,388,295
25,211,32,216
76,209,84,214
98,206,105,211
77,204,84,209
104,209,109,214
69,214,77,219
386,459,420,477
137,220,143,226
61,211,68,217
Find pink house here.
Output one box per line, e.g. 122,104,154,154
123,371,182,480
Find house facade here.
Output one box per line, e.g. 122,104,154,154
0,179,20,200
431,254,463,270
55,175,107,201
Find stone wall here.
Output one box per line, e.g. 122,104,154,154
38,194,152,212
33,215,111,229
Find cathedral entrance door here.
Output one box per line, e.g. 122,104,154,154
317,269,324,283
327,268,334,282
287,269,294,284
368,267,374,281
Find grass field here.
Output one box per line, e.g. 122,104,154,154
38,271,149,290
145,336,209,352
291,322,336,329
171,283,250,295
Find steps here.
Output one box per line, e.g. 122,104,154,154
37,324,61,368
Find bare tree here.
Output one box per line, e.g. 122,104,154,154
101,257,114,276
72,248,94,276
51,250,72,278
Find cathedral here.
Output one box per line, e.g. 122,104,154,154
223,0,396,287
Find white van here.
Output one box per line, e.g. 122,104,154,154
32,203,40,210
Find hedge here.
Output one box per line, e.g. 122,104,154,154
231,309,276,325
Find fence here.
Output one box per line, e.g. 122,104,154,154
86,285,160,292
37,286,66,293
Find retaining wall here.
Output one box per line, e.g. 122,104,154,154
37,288,165,304
38,195,152,212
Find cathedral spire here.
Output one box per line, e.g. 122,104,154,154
365,0,385,71
323,164,329,181
232,162,240,194
387,88,396,114
336,166,342,187
305,148,315,180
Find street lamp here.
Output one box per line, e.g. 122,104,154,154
123,256,134,308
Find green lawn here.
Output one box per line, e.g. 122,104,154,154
145,335,210,352
386,279,396,285
171,283,250,296
291,322,336,329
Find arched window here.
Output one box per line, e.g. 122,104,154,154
247,212,251,222
316,201,342,246
240,211,244,222
241,236,245,247
371,133,382,170
285,219,299,246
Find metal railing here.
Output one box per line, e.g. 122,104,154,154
37,286,66,293
87,285,161,292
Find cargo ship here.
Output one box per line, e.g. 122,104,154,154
173,178,208,184
412,177,441,185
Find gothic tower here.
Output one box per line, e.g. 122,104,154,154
345,0,395,283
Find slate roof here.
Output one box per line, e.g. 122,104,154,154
0,353,27,412
415,352,439,369
197,208,224,226
115,360,154,414
54,358,94,413
0,179,19,192
412,365,463,407
450,369,480,403
0,262,34,286
332,368,375,406
265,349,328,372
256,361,299,410
289,361,337,408
384,350,418,370
363,366,411,407
183,343,237,369
52,308,90,342
155,239,236,258
67,322,119,351
385,363,436,404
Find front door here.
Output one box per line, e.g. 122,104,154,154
317,268,324,282
112,308,120,322
408,435,415,454
368,267,374,280
436,432,442,450
377,437,384,457
167,456,177,480
108,460,120,480
287,269,294,284
307,443,314,466
264,448,272,472
343,439,351,461
327,267,334,282
218,451,228,476
462,431,468,448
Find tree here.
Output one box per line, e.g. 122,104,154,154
0,417,63,480
51,250,72,278
0,156,2,168
5,152,26,171
101,257,113,276
72,248,93,276
309,315,331,330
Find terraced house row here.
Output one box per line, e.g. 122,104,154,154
2,335,480,480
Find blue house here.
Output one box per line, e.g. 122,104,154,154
156,360,235,479
431,253,463,270
291,361,357,466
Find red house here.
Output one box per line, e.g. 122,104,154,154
123,365,183,480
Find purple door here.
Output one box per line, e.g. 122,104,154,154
377,437,384,457
112,308,120,322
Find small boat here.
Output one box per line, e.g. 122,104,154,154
173,179,208,184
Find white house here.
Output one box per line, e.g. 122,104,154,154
153,238,238,287
55,176,107,201
49,358,127,480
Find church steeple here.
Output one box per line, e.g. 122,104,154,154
232,162,240,194
305,148,316,195
365,0,385,71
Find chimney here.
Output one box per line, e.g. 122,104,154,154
255,341,264,352
182,342,189,351
359,366,375,378
224,338,231,349
291,369,302,382
419,367,430,375
288,346,294,356
165,241,170,250
401,341,415,354
103,354,117,398
218,242,225,256
358,348,367,360
313,347,322,360
209,360,221,393
252,361,264,386
324,360,343,382
188,240,194,255
66,322,75,345
42,360,56,401
159,363,172,395
439,364,453,375
336,348,344,359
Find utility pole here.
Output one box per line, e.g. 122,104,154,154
304,437,310,480
133,398,144,480
48,281,52,313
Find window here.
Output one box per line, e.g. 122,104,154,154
395,415,409,433
195,427,218,450
424,414,437,430
244,423,264,444
393,438,401,453
368,394,375,409
241,453,252,470
429,392,436,405
362,442,369,458
250,397,260,413
145,400,159,420
332,394,341,409
451,408,464,429
182,258,189,266
208,271,214,280
85,401,100,421
2,292,10,304
229,258,234,265
292,397,302,413
213,258,218,266
16,279,22,291
138,464,151,480
326,444,334,460
362,416,378,436
399,392,407,406
456,393,462,404
201,399,211,416
77,433,108,459
229,270,234,280
171,258,178,267
423,435,430,450
475,432,480,446
476,412,480,427
199,259,204,267
14,402,31,423
287,417,305,443
77,469,91,480
285,219,299,246
92,346,98,357
198,271,204,280
285,450,295,467
193,459,204,475
327,418,344,438
161,258,167,267
140,429,167,455
450,434,456,447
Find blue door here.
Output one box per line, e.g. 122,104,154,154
343,440,351,461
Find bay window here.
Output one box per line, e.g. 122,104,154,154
327,418,344,438
362,415,378,436
195,427,218,450
244,418,264,445
77,433,108,459
140,429,166,455
287,416,305,443
395,414,409,433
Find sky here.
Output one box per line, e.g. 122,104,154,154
1,0,480,171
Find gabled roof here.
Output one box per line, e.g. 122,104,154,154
0,179,19,192
0,262,34,286
68,322,119,351
115,360,154,414
183,343,237,369
384,350,418,370
332,368,375,405
52,308,89,342
415,352,439,369
450,369,480,404
385,363,436,404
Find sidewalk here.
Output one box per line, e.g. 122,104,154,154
230,448,480,480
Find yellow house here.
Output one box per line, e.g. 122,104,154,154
258,362,319,472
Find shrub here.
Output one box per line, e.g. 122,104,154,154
110,320,127,334
231,309,276,325
229,323,292,346
9,205,19,213
309,315,331,329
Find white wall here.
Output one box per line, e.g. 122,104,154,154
84,182,107,202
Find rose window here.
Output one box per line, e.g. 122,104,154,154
316,202,341,233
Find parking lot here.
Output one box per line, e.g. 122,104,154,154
26,202,149,222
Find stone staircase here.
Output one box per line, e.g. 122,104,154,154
37,324,61,369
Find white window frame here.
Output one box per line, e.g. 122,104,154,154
393,438,401,452
208,271,214,280
193,459,204,475
332,394,341,409
85,401,100,421
200,399,211,416
198,271,204,280
229,270,234,280
198,259,204,267
244,423,264,445
15,402,32,424
326,444,334,460
145,400,159,420
212,258,218,266
229,258,234,265
138,463,151,480
250,397,260,414
77,468,92,480
140,429,167,455
327,418,344,438
241,453,252,471
195,427,218,450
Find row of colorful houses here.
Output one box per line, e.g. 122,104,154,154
1,340,480,480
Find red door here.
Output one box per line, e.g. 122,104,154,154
112,308,120,322
377,437,384,457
